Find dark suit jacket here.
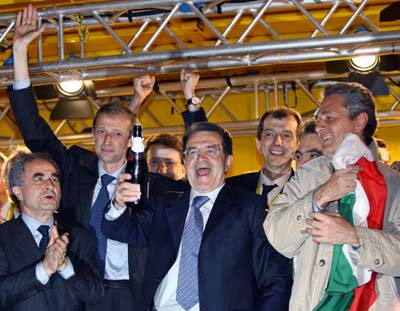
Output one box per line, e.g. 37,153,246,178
103,185,292,311
0,217,104,311
226,171,261,193
7,86,189,304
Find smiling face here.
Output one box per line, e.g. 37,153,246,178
184,131,232,193
93,113,132,173
316,94,365,157
256,115,298,179
12,159,61,222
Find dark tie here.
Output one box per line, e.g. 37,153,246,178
262,183,278,198
89,174,115,270
37,225,50,256
176,195,210,311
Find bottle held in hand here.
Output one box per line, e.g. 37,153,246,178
125,124,149,209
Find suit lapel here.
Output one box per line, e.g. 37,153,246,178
164,191,190,253
79,154,99,225
202,185,232,241
11,217,42,263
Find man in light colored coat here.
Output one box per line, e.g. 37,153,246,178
265,82,400,311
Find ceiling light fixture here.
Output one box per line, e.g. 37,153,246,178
56,80,85,96
348,55,379,73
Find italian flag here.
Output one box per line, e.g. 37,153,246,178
314,134,386,311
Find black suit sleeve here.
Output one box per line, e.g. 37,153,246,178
181,107,207,128
102,199,155,247
7,86,69,170
250,199,293,310
0,244,48,308
64,227,105,305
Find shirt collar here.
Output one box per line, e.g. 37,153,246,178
21,213,53,236
190,183,225,206
259,169,292,188
98,161,126,183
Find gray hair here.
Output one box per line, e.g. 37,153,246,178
324,82,377,145
7,151,60,208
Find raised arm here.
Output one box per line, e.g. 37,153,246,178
180,68,207,127
129,74,155,116
13,4,46,82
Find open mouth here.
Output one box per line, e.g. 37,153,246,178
196,167,211,176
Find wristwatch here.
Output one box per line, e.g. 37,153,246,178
185,96,201,112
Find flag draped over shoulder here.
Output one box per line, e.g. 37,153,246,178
314,134,387,311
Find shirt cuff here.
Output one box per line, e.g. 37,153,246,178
35,262,50,285
311,196,323,212
105,201,127,220
58,257,75,279
13,78,31,90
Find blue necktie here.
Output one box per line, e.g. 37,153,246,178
89,174,115,270
176,195,210,311
37,225,50,256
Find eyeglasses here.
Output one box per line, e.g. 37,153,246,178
148,157,180,169
261,129,295,142
184,144,222,160
294,149,323,161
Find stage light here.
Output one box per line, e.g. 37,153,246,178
56,80,85,96
348,55,379,73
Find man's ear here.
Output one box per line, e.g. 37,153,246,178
354,112,368,136
224,154,233,173
255,138,262,155
11,186,23,201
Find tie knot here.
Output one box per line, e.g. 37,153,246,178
101,174,115,186
37,225,50,238
262,183,278,197
192,196,210,211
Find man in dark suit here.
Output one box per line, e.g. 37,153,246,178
103,122,293,311
0,152,103,310
6,5,190,311
169,70,303,206
227,108,302,206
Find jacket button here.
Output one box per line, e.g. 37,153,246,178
296,215,302,221
374,258,380,265
319,259,325,266
301,229,306,234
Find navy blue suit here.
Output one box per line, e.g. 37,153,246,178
0,218,104,311
103,185,292,311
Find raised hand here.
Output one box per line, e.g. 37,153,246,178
129,75,155,115
14,4,46,49
180,68,199,100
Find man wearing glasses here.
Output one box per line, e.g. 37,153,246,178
295,119,323,168
103,122,292,311
145,134,186,181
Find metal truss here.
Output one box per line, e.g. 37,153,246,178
0,0,399,150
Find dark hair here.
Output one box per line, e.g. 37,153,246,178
7,151,60,208
256,107,303,140
182,122,233,156
376,138,387,149
324,83,377,145
93,102,137,132
145,134,184,163
303,118,317,136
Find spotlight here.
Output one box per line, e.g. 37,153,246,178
56,80,85,96
348,55,379,73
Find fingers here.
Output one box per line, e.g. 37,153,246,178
114,173,141,209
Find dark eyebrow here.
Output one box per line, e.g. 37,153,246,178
32,172,44,179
